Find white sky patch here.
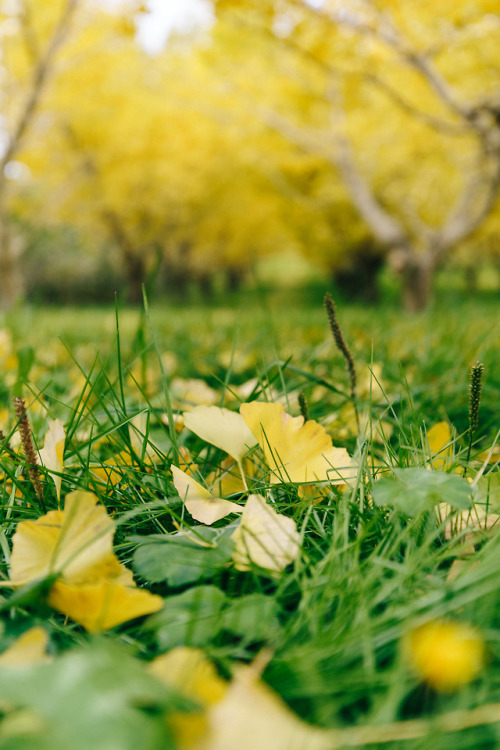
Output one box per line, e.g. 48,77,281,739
136,0,214,54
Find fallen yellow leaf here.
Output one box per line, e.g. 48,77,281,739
240,402,354,485
231,494,300,573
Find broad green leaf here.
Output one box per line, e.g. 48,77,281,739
132,526,235,587
220,593,279,642
145,587,279,650
145,585,226,650
0,641,179,750
373,468,472,516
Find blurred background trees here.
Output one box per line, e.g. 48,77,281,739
2,0,500,309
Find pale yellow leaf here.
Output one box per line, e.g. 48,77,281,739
231,494,300,572
184,406,257,461
240,401,355,485
0,627,51,667
203,663,332,750
171,465,242,525
149,647,332,750
9,490,115,586
149,647,228,750
39,418,65,500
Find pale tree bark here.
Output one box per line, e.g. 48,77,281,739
0,0,78,309
230,1,500,310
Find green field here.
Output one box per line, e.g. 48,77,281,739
0,292,499,750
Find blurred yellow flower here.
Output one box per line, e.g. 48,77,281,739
405,620,485,692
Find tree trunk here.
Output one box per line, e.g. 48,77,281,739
0,211,24,309
122,250,147,305
226,267,245,293
464,264,478,293
401,256,435,312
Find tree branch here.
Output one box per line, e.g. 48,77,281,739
260,103,409,248
0,0,79,178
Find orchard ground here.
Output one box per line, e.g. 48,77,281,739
0,284,499,750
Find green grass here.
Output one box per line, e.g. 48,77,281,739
0,290,499,749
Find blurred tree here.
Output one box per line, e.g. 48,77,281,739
16,6,302,303
215,0,500,309
0,0,79,308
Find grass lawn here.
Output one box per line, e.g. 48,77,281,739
0,289,499,749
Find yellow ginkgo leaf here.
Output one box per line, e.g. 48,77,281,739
150,646,227,705
149,647,332,750
231,494,300,573
171,378,218,408
8,490,115,587
89,450,132,487
48,578,163,633
0,627,51,667
171,465,242,525
240,402,355,485
149,647,228,750
204,661,331,750
427,422,453,471
206,456,256,497
184,406,257,462
39,418,66,500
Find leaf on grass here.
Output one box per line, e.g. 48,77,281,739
133,526,235,587
0,627,51,667
373,468,472,516
426,422,453,471
145,586,227,650
160,651,332,750
8,490,116,587
39,418,66,500
240,401,354,485
231,495,300,573
6,492,163,631
0,642,178,750
206,663,334,750
207,456,256,497
171,465,242,525
219,593,279,642
183,405,257,461
89,450,132,487
404,620,485,692
149,646,228,749
48,578,163,633
145,585,279,651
